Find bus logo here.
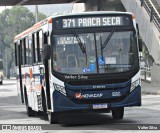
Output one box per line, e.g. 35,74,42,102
75,93,83,99
75,93,103,99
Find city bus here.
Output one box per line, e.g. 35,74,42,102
14,11,142,124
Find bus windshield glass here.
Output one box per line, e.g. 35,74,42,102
52,31,138,74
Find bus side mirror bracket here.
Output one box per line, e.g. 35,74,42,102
136,23,143,52
43,44,51,61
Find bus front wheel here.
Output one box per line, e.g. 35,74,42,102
112,107,124,120
48,112,59,124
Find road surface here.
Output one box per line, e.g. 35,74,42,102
0,79,160,132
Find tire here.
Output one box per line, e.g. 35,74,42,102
24,88,35,117
27,106,36,117
48,112,59,124
112,107,124,120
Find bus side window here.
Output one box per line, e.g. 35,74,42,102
32,34,36,63
15,42,18,66
34,32,38,63
21,40,24,66
38,30,43,63
23,38,26,65
26,37,29,65
19,40,23,65
28,37,32,65
17,43,20,66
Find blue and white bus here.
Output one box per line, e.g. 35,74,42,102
14,11,142,124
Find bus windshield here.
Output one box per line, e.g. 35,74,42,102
52,31,138,74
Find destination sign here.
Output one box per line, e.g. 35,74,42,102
56,16,130,29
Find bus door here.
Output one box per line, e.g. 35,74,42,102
17,41,24,103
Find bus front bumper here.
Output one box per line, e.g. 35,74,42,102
52,85,141,112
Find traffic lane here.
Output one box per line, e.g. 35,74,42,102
0,79,26,121
0,95,26,120
0,79,48,124
0,80,160,127
0,79,130,125
57,111,136,125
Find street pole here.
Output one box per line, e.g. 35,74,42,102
35,5,39,23
6,51,7,78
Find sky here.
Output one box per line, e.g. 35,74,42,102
0,4,73,16
0,3,84,16
0,6,12,13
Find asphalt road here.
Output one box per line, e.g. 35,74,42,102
0,79,160,132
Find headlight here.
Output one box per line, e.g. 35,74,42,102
54,84,66,96
130,79,140,92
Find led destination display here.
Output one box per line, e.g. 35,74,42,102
56,15,131,29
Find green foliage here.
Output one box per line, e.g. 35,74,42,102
38,12,47,21
0,6,47,78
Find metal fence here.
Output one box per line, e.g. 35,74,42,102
141,66,151,81
140,0,160,32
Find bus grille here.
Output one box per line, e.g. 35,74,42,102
66,78,129,86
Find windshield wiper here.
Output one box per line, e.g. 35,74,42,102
101,28,116,49
100,36,104,59
72,30,86,53
72,30,88,65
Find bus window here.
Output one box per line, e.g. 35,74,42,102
16,43,19,66
28,38,32,65
38,30,43,63
36,32,40,63
26,38,28,65
26,38,32,65
23,38,26,65
15,43,17,66
96,31,137,73
53,33,97,74
34,33,38,63
21,40,24,66
32,34,36,63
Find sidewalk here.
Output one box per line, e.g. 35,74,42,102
141,80,160,95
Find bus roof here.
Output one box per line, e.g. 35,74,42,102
53,11,133,18
14,17,51,41
14,11,134,42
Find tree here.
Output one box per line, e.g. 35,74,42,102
0,6,46,78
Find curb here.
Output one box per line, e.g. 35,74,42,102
142,91,160,95
141,79,151,83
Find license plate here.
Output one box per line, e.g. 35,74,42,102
93,104,108,109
